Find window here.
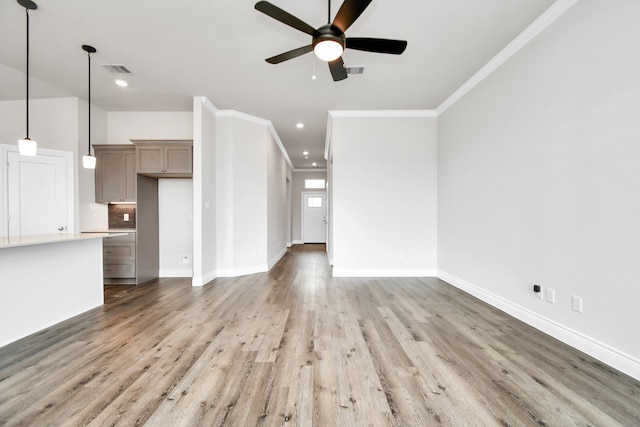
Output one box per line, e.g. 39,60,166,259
307,197,323,208
305,179,325,189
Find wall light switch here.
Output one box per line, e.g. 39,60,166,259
546,288,555,304
124,213,129,222
572,295,583,313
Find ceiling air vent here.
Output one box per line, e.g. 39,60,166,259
345,66,365,76
101,64,132,74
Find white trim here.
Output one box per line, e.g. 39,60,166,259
332,268,438,278
291,240,304,245
216,264,269,278
294,168,327,173
216,110,294,171
324,113,332,161
268,247,288,269
436,0,580,115
192,270,217,287
200,96,218,114
267,122,294,171
159,268,192,278
438,270,640,381
328,110,438,118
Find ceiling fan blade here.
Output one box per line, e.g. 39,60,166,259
266,45,313,64
345,37,407,54
328,57,348,81
255,1,316,36
332,0,372,33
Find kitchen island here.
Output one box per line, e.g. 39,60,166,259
0,233,120,347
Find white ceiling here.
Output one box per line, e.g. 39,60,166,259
0,0,556,168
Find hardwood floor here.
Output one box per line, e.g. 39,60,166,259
1,244,639,426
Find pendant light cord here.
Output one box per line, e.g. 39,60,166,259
25,8,30,139
87,49,91,155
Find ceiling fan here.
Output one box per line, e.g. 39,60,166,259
255,0,407,81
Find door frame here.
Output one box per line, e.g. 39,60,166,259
0,144,74,237
301,191,327,243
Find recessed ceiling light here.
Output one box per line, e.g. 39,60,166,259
303,151,309,155
312,162,317,167
296,123,304,129
115,79,128,87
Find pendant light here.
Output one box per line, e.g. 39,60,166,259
17,0,38,156
82,44,97,169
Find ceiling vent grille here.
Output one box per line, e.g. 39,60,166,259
345,66,365,75
101,64,132,74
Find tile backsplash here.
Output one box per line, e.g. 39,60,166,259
108,204,136,229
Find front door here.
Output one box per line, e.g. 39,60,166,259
3,147,73,237
302,192,326,243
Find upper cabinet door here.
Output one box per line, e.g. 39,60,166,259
136,145,164,174
133,140,193,177
94,145,136,203
165,145,192,174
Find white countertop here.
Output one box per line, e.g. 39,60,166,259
82,228,137,233
0,233,125,249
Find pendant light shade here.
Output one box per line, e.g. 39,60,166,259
82,44,97,170
17,0,38,156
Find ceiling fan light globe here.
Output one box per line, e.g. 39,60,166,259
314,40,343,62
18,138,37,156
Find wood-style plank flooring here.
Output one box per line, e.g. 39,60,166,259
1,244,639,426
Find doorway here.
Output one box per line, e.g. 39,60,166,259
1,145,74,237
302,191,327,243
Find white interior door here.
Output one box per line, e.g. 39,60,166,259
3,147,73,237
302,192,327,243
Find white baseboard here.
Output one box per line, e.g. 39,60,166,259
216,264,269,278
159,268,192,278
192,270,217,287
268,247,287,269
291,240,304,245
332,268,437,278
438,270,640,381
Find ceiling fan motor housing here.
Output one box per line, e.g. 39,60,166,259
312,24,345,49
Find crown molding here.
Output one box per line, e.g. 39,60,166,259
436,0,580,115
216,109,293,170
328,110,437,118
293,168,327,173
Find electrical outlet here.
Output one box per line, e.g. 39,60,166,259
124,213,129,222
534,284,543,299
545,288,555,304
180,255,189,264
572,295,583,313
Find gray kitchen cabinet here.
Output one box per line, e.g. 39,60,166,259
132,140,193,177
103,232,136,284
94,145,136,203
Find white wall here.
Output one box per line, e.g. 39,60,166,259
192,97,217,286
291,170,327,244
216,113,268,276
78,99,108,231
438,0,640,379
158,179,193,277
214,111,292,276
0,97,107,233
107,111,193,144
329,112,438,277
267,132,291,266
